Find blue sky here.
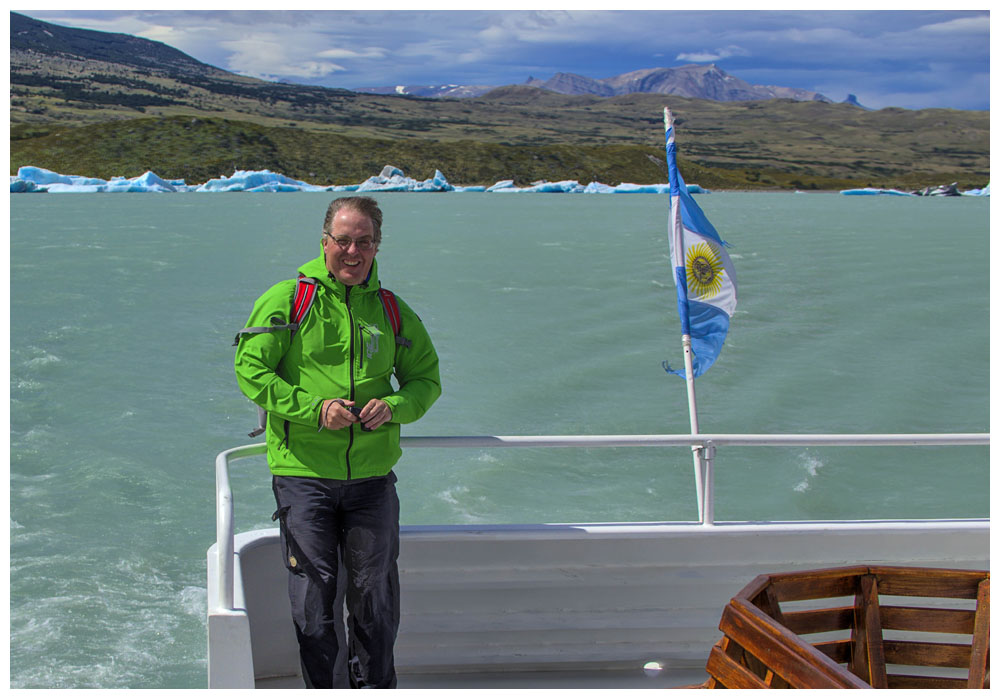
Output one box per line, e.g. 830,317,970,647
17,8,991,110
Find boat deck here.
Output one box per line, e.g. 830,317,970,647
256,665,709,689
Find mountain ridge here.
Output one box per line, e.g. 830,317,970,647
354,64,839,104
524,64,832,103
13,11,838,106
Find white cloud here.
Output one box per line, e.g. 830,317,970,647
317,47,387,60
221,37,347,79
917,15,990,35
676,45,749,63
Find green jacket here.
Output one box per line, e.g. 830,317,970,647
234,254,441,480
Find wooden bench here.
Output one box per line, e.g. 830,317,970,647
702,566,989,689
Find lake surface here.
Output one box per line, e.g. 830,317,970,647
9,191,989,687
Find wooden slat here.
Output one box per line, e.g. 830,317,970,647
967,577,990,688
754,584,786,626
720,624,770,681
813,639,851,663
883,640,971,668
764,668,792,689
705,643,768,689
782,606,853,635
737,574,772,602
765,567,865,602
880,605,976,633
872,567,986,599
850,574,887,687
887,674,967,689
721,600,867,688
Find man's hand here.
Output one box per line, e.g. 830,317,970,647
319,399,357,431
357,398,392,431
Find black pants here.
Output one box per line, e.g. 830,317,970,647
272,473,400,689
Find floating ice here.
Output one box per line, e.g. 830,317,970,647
12,166,190,193
961,183,990,196
841,183,990,197
196,169,325,193
840,188,914,196
612,183,671,194
11,164,708,195
582,182,616,194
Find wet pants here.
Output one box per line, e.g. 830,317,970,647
272,473,400,689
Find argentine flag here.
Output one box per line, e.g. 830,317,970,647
664,108,737,379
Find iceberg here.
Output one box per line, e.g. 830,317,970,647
961,183,990,196
9,176,42,193
840,188,914,196
486,180,516,192
10,164,709,196
16,165,107,187
12,166,190,193
196,169,325,193
358,168,459,193
612,183,671,194
583,181,616,194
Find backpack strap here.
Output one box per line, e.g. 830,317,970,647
238,276,318,437
232,276,318,346
378,288,412,348
289,275,319,335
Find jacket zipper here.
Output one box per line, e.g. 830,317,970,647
344,286,356,480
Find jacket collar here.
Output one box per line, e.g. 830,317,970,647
298,254,380,299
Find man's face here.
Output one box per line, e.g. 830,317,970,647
322,207,378,286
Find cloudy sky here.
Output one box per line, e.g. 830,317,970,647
18,8,991,110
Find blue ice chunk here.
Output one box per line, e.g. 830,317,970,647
961,183,990,196
17,165,107,186
412,170,455,192
105,170,186,193
14,166,190,193
841,187,913,196
196,169,323,192
614,182,672,194
490,180,583,193
583,181,616,194
534,180,581,193
10,176,42,193
46,183,108,193
379,165,406,179
357,175,412,192
486,180,516,192
357,168,456,192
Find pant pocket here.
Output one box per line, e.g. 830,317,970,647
272,505,309,575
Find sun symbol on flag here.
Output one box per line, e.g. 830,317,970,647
686,242,725,297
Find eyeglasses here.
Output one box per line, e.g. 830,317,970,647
325,233,377,251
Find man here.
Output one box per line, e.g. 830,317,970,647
234,196,442,688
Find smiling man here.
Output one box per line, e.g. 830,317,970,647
234,196,442,688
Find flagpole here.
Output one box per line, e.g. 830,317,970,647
664,107,707,523
681,334,706,523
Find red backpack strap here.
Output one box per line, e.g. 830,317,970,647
232,275,318,346
378,288,412,348
290,275,318,332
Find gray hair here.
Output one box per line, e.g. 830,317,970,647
323,196,383,243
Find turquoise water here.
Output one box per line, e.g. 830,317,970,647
9,192,989,687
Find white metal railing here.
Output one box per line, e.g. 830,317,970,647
212,433,988,611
